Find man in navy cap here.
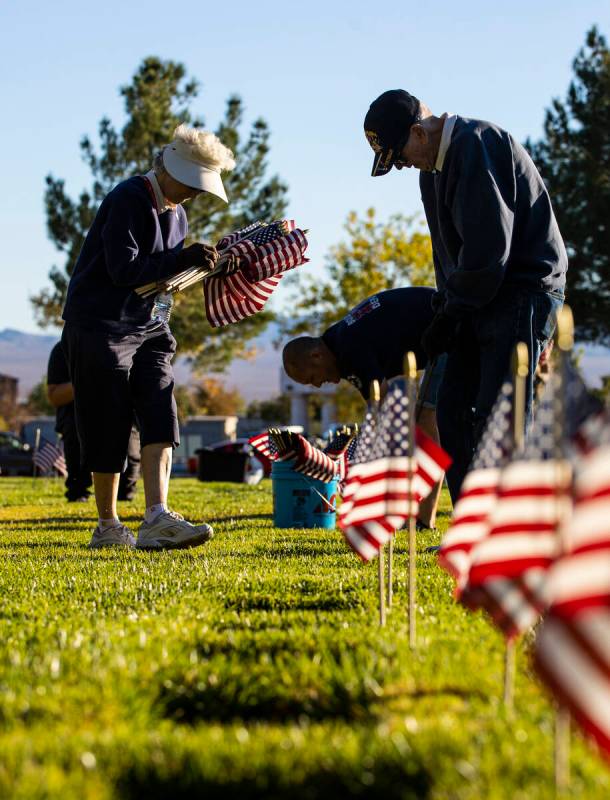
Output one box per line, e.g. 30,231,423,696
364,90,567,501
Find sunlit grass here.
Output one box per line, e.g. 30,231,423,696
0,477,607,798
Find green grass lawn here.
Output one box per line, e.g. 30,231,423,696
0,477,608,799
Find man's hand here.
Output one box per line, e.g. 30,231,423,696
176,243,218,271
421,313,458,359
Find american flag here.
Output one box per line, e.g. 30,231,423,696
216,219,291,250
324,429,358,458
339,378,451,562
414,426,452,503
338,404,393,562
438,382,514,592
204,220,309,328
293,438,343,483
33,438,67,477
460,374,565,638
333,435,362,495
249,430,346,484
248,432,276,461
534,421,610,763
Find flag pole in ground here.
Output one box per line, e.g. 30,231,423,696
387,536,393,609
31,427,41,484
370,380,386,627
553,305,575,794
405,351,418,648
503,341,529,712
391,358,438,610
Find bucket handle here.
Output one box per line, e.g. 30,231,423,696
297,473,337,513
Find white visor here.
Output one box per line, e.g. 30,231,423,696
163,141,228,203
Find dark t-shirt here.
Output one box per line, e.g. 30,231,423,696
47,342,74,434
321,287,436,400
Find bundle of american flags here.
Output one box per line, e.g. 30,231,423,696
33,438,67,477
248,427,359,485
136,219,309,328
339,377,451,562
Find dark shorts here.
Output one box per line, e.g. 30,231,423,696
62,323,180,473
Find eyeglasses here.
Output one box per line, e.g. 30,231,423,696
392,136,410,170
392,118,421,170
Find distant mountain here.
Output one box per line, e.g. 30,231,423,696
0,326,283,402
2,325,609,403
0,328,58,398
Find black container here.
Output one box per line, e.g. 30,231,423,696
196,448,250,482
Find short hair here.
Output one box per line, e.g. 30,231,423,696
153,148,166,176
172,123,236,172
282,337,319,378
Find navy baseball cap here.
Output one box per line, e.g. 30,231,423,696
364,90,421,176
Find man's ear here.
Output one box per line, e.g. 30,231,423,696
411,123,428,144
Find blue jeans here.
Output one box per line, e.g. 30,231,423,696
436,288,564,503
420,354,448,409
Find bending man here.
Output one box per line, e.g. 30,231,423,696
364,90,567,501
62,124,234,549
282,286,446,528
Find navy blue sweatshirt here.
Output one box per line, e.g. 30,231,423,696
62,176,187,333
419,116,567,317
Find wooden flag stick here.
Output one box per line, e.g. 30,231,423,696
405,352,418,648
370,380,386,627
553,305,575,793
387,538,393,609
378,547,386,627
555,705,571,793
31,426,41,485
503,342,529,712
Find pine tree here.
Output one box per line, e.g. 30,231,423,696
31,56,288,371
526,27,610,343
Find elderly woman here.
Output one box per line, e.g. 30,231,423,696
62,124,235,549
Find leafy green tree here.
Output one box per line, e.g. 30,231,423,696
174,379,245,423
32,56,288,372
526,27,610,343
245,395,291,424
26,379,55,416
280,207,434,337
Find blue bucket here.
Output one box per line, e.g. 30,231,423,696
271,460,338,529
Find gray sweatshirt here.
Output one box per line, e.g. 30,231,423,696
420,116,567,317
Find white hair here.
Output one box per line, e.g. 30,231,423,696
172,123,236,173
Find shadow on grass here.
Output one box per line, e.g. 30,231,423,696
240,542,343,560
204,513,271,524
158,678,378,725
117,758,431,800
408,685,488,700
3,516,97,525
0,541,86,550
224,591,363,612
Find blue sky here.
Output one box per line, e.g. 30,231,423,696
1,0,608,336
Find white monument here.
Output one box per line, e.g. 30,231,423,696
280,368,337,433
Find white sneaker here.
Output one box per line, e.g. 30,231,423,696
136,510,213,551
88,524,136,549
